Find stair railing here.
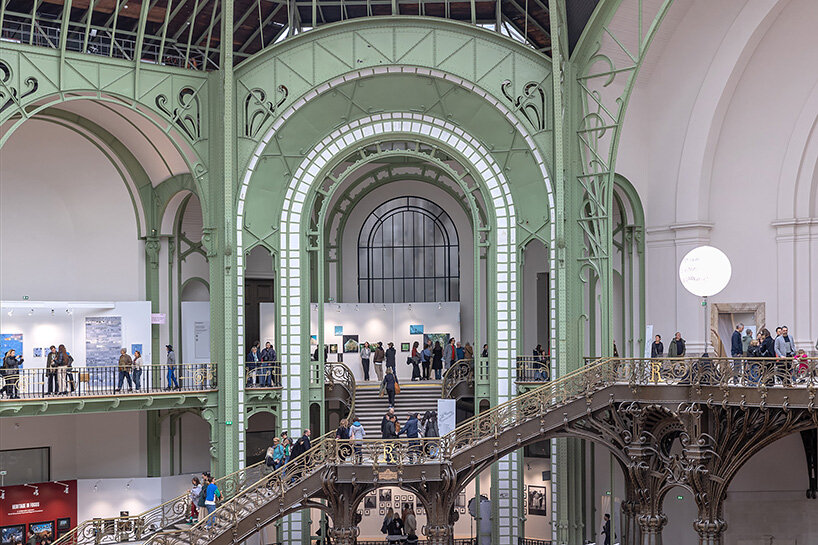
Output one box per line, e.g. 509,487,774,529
325,361,356,416
52,459,270,545
441,359,474,398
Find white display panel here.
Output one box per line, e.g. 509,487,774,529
309,302,461,382
181,301,211,363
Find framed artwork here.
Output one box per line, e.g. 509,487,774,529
56,519,71,539
334,326,343,336
1,525,25,545
400,343,410,352
33,347,42,357
310,335,318,346
527,485,548,516
409,324,424,335
29,522,54,535
423,333,450,349
329,344,338,354
364,495,377,509
343,335,359,353
379,489,391,503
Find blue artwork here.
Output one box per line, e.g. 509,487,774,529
409,324,424,335
131,343,142,355
86,316,122,386
1,333,23,361
334,326,343,336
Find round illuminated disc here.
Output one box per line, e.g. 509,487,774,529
678,245,732,297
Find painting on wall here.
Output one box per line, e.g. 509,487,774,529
334,326,343,336
364,495,376,510
310,335,318,346
343,335,359,353
400,343,410,352
423,333,450,349
29,522,54,536
33,347,42,357
527,486,548,516
379,489,391,503
409,324,424,335
329,344,338,354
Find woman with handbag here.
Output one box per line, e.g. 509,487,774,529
381,367,399,408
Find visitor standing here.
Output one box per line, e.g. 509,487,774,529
774,326,796,386
360,342,372,381
166,345,179,390
203,476,220,527
464,342,474,361
650,335,664,358
373,342,386,381
403,504,418,542
132,350,143,391
410,341,421,380
399,412,420,462
260,342,276,386
421,342,432,380
601,513,611,545
189,477,201,523
456,342,465,361
350,419,365,463
116,348,133,392
443,338,457,369
668,332,686,357
432,341,443,380
56,344,73,395
481,344,489,358
46,345,58,395
246,345,260,386
336,418,350,440
2,349,21,399
381,407,396,438
385,342,397,373
382,367,399,407
742,328,754,356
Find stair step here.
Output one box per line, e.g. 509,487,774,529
351,381,443,433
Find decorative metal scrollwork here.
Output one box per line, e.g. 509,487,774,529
0,60,39,114
501,79,547,131
243,86,288,138
155,86,201,141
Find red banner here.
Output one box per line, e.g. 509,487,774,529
1,481,77,543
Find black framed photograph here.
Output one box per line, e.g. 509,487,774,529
364,495,376,510
527,485,548,516
400,343,410,352
1,525,25,545
329,344,338,354
56,519,71,538
379,489,391,503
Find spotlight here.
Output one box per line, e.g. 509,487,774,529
6,310,11,317
125,479,133,489
51,309,55,316
354,305,359,312
54,481,70,494
0,490,4,500
382,305,387,312
24,484,39,496
408,304,412,311
438,302,442,310
28,308,34,316
337,305,342,313
67,308,73,315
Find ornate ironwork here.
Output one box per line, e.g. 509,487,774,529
243,86,288,138
324,362,356,415
155,87,202,141
0,59,38,114
515,356,551,383
501,79,548,131
441,359,474,398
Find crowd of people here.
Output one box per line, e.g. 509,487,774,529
380,504,419,543
1,344,77,398
357,338,478,383
187,472,222,527
245,341,278,387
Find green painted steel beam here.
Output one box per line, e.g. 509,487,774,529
0,392,218,418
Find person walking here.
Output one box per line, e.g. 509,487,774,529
360,342,372,381
601,513,611,545
166,345,180,390
385,342,397,374
116,348,133,392
464,342,474,362
403,504,418,543
373,342,386,381
350,419,365,463
46,345,58,395
336,418,350,440
381,407,396,438
443,338,456,369
203,476,221,527
381,508,395,536
399,412,421,462
56,344,73,395
189,477,202,523
421,342,432,380
2,349,21,399
668,332,686,357
381,367,399,407
132,350,143,391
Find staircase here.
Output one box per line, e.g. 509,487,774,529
351,381,442,433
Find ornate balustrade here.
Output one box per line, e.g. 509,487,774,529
52,461,269,545
324,362,356,414
244,362,282,389
0,363,216,401
515,356,551,383
441,359,474,398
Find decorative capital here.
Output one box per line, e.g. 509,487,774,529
145,236,160,269
694,518,727,537
201,227,218,259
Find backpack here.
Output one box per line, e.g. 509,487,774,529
197,487,207,507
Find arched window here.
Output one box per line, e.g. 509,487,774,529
358,196,459,303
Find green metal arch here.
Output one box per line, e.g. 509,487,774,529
613,173,646,229
180,276,211,296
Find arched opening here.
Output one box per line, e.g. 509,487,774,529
246,411,278,467
661,486,698,545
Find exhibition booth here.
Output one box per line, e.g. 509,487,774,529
0,301,152,367
260,302,462,382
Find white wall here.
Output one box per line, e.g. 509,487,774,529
76,474,192,520
181,302,211,363
0,300,152,365
0,120,143,301
305,302,461,382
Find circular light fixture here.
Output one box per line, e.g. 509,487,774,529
678,245,731,297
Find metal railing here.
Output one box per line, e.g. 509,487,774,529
52,460,270,545
515,356,551,383
0,363,216,400
441,358,474,398
244,362,282,388
325,361,356,415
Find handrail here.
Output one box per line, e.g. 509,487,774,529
441,359,474,398
52,460,269,545
325,361,356,417
0,363,216,400
244,362,281,389
515,355,551,383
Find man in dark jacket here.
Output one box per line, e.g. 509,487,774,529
399,412,421,462
668,332,686,357
730,323,744,384
381,407,395,438
385,342,397,373
260,342,276,386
